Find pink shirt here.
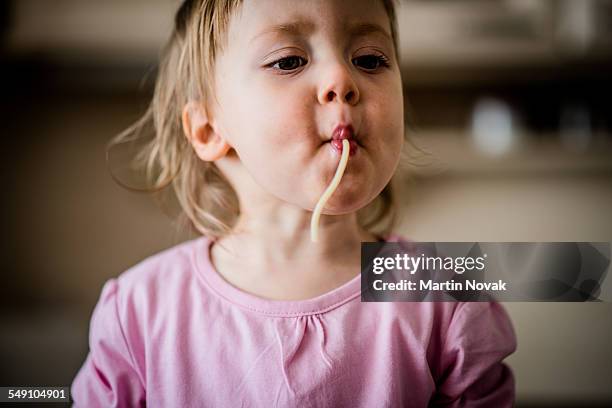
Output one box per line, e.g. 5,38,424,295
71,235,516,407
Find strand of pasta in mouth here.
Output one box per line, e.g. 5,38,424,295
310,139,350,243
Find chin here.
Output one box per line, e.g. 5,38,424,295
318,193,376,215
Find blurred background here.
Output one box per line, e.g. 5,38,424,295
0,0,611,406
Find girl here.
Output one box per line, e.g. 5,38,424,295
72,0,516,406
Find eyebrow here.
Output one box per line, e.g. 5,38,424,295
346,22,393,43
250,20,392,45
250,20,315,45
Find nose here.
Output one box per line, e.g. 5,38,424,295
317,60,360,106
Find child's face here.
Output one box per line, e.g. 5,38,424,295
211,0,404,214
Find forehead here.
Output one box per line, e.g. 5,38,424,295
229,0,391,45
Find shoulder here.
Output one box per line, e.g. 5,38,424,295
430,302,517,404
420,301,516,377
99,236,210,326
72,238,209,406
444,302,517,349
382,301,516,383
378,234,514,326
383,232,409,243
114,236,207,295
363,232,515,353
121,236,205,278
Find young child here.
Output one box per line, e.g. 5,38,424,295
71,0,516,406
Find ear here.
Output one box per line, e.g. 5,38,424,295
182,101,231,161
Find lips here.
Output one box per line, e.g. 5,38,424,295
332,124,355,141
329,124,359,156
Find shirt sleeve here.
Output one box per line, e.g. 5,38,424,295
430,302,517,408
71,279,146,407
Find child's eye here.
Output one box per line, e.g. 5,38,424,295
268,56,308,72
266,54,390,74
352,54,390,71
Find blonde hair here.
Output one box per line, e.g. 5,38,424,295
107,0,404,241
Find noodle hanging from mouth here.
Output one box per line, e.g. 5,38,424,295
310,139,350,243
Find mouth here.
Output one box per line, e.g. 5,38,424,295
324,124,360,156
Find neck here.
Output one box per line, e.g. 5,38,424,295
216,207,378,265
208,204,382,300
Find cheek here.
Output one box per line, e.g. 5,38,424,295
365,84,404,154
239,142,320,209
225,99,318,193
377,76,404,129
235,83,315,146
